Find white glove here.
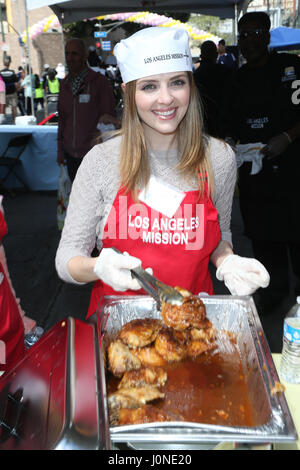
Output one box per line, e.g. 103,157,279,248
216,254,270,296
93,248,148,292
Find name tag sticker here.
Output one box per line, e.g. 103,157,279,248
282,66,296,82
139,176,186,218
79,94,90,103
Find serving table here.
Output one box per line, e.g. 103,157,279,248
0,125,59,191
272,353,300,450
0,315,298,450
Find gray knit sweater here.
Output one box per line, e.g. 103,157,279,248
55,135,237,284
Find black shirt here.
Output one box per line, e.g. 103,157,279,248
220,51,300,143
193,60,232,137
0,67,18,95
219,51,300,241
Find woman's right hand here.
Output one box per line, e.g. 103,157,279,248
93,248,143,291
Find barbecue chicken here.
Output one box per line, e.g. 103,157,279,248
119,318,163,349
106,287,217,425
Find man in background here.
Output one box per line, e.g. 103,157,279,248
57,38,117,181
42,63,50,91
194,40,232,137
220,12,300,325
217,39,237,70
45,68,60,95
0,56,19,123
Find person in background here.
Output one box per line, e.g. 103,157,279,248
194,40,232,137
55,27,270,319
0,74,5,123
105,55,119,82
34,74,44,111
217,39,237,70
46,68,60,94
21,65,35,115
0,201,25,375
16,66,26,116
87,46,105,75
42,63,50,91
219,12,300,323
0,56,19,123
56,62,65,80
57,38,117,181
44,69,60,118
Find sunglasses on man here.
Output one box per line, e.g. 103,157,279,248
238,28,268,41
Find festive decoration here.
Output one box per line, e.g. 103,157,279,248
20,15,60,43
20,12,220,44
96,12,221,43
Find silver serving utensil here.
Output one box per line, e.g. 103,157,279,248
111,248,184,310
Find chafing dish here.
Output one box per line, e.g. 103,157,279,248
0,295,297,450
98,294,298,447
0,318,110,450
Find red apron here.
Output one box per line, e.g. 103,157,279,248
0,212,25,373
0,263,25,373
87,180,221,318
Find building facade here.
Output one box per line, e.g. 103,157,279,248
248,0,300,27
0,0,64,74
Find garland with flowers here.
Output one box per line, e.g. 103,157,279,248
96,12,220,43
20,12,220,44
21,15,60,43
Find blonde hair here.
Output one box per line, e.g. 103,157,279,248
119,72,214,200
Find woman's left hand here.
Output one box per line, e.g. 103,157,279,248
216,254,270,296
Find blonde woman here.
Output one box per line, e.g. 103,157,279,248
55,27,269,318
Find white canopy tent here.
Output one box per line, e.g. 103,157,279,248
26,0,247,22
24,0,248,116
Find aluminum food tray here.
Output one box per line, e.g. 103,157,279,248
97,295,298,446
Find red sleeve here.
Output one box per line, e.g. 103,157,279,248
0,211,8,242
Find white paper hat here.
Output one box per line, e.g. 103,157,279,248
114,27,193,83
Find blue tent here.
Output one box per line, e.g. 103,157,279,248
270,26,300,50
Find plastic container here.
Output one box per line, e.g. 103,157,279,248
280,297,300,384
24,326,44,349
15,115,37,126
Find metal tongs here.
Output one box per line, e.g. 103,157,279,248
112,248,184,310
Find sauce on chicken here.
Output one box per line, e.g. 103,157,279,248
106,287,254,427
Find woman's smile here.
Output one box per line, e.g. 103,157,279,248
135,72,190,145
152,107,177,119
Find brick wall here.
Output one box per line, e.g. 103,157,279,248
3,32,65,75
2,1,64,75
33,33,65,74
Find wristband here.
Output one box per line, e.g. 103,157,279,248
283,131,292,144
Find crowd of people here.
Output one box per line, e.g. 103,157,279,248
0,50,122,125
0,58,65,122
0,11,299,375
